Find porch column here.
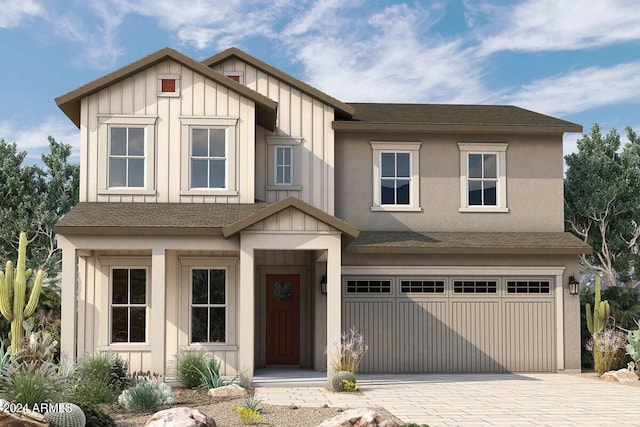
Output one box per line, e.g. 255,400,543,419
555,272,565,370
59,235,77,363
151,249,166,377
326,235,342,378
238,235,255,378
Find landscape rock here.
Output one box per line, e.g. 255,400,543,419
317,408,398,427
207,384,246,398
601,368,639,383
0,410,49,427
145,407,216,427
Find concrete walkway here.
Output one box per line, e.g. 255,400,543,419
255,373,640,426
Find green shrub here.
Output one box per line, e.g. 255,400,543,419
117,380,175,412
74,402,115,427
44,403,86,427
77,352,128,392
0,361,60,406
331,371,356,392
173,350,209,389
242,395,263,413
587,326,628,374
196,358,240,389
66,376,117,405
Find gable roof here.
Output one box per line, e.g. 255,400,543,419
348,231,592,255
202,47,355,119
56,47,278,131
222,197,359,239
334,103,582,134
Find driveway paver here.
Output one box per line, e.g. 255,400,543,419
255,373,640,426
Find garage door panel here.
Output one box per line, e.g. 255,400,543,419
397,300,449,372
504,301,554,372
450,301,505,372
343,300,395,373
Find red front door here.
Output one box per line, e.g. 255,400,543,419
266,274,300,365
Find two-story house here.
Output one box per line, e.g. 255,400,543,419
55,47,590,380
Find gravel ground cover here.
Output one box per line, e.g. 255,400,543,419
104,387,400,426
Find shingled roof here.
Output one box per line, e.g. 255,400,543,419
333,103,582,133
347,231,592,254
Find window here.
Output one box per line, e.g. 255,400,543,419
158,74,180,97
191,268,226,343
346,279,392,294
274,146,292,185
111,268,147,343
400,280,445,294
458,143,508,212
109,127,145,188
507,280,551,294
190,127,226,189
370,142,421,211
453,280,498,294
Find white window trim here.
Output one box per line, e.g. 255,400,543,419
265,136,303,191
158,73,181,97
273,145,293,186
180,117,238,196
370,141,422,212
97,257,152,352
179,257,238,350
458,142,508,212
97,115,157,196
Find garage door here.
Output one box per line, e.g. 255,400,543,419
342,276,555,373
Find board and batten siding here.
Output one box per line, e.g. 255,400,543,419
80,59,256,203
211,58,336,214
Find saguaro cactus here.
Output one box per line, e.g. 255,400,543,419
0,232,45,353
586,276,610,335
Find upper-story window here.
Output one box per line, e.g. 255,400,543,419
458,143,508,212
109,127,145,188
179,117,238,196
274,146,292,185
98,115,157,196
190,127,227,189
370,141,422,212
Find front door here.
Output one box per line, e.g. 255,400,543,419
265,274,300,365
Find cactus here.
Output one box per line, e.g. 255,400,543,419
627,319,640,365
331,370,356,392
44,403,86,427
585,276,610,335
0,232,45,354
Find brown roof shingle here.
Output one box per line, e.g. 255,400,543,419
348,231,592,255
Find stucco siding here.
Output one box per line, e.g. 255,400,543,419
212,58,335,214
80,59,256,204
335,131,564,232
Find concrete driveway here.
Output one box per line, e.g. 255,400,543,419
256,373,640,426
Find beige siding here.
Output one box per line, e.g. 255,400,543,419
247,207,337,233
335,131,565,232
504,300,555,371
212,59,335,214
80,59,256,203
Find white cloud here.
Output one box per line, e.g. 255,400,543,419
0,0,45,28
0,117,80,162
469,0,640,55
505,61,640,116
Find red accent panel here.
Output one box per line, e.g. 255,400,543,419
228,75,241,82
161,79,176,92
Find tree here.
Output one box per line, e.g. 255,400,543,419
0,137,79,281
565,123,640,288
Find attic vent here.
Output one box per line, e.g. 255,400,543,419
224,72,244,84
161,79,176,92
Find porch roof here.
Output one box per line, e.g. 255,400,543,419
347,231,592,255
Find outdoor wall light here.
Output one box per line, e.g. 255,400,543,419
320,274,327,295
568,275,580,295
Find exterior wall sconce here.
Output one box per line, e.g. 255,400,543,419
320,274,327,295
568,275,580,295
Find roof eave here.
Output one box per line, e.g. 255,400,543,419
56,47,278,131
332,122,583,134
203,47,355,118
54,225,225,236
346,246,592,255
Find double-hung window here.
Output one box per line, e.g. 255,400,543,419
458,143,508,212
370,141,421,211
108,127,145,188
275,146,293,185
111,268,147,343
190,128,226,189
191,268,227,343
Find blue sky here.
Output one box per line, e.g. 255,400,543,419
1,0,639,163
